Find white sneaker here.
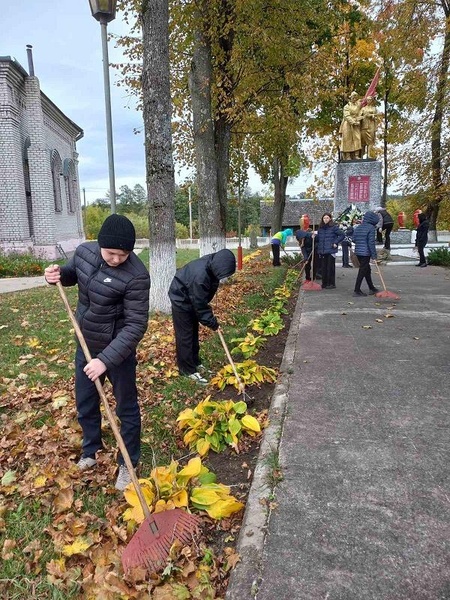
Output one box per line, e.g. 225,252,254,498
77,456,97,471
188,372,208,385
197,364,214,375
115,465,132,491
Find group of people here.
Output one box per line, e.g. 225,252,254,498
272,207,430,295
44,214,236,490
339,92,381,160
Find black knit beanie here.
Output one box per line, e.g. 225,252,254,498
97,214,136,251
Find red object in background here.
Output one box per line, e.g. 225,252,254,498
413,209,422,227
300,214,310,230
397,212,406,228
237,245,243,271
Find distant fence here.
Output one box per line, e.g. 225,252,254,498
134,232,450,251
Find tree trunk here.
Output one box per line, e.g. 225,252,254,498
429,5,450,235
188,4,225,256
271,158,288,233
141,0,176,313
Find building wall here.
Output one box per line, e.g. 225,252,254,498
0,57,84,259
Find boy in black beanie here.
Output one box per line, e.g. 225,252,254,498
44,214,150,491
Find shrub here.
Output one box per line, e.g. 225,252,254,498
427,247,450,266
0,252,57,278
122,456,244,522
177,397,261,455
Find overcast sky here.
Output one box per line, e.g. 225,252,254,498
1,0,310,204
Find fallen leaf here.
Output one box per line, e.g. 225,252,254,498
1,470,17,486
384,314,395,318
413,336,420,340
375,319,383,323
362,325,372,329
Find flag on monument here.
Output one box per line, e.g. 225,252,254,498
361,66,381,106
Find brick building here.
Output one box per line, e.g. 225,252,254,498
0,54,84,259
260,197,335,236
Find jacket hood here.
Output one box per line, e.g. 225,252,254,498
210,249,236,280
418,213,428,223
285,228,293,236
363,211,380,226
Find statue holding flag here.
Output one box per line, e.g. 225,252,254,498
339,67,382,162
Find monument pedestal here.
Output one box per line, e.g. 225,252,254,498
334,159,382,215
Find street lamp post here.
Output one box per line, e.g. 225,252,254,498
88,0,117,214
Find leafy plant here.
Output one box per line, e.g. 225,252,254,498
250,310,285,336
211,359,277,391
177,396,261,455
230,332,265,358
427,247,450,266
122,456,244,522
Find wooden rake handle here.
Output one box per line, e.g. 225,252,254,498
217,328,245,396
56,282,151,520
373,260,388,292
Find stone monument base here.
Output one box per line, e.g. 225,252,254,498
334,159,382,216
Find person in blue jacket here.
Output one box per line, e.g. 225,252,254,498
315,213,344,288
271,228,293,266
352,210,380,297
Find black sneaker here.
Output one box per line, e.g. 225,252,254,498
353,290,367,297
368,288,380,295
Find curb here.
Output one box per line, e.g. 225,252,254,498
225,290,304,599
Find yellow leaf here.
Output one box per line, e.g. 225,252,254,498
172,489,189,508
196,438,210,457
62,536,93,557
241,415,261,433
177,456,202,480
190,488,221,506
34,475,47,488
124,479,154,511
205,497,245,520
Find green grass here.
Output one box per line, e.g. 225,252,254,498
0,246,292,598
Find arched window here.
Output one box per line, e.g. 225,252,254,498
51,150,63,212
63,159,77,214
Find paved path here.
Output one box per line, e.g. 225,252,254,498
227,263,450,600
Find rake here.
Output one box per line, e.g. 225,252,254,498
301,231,322,291
373,260,400,301
55,282,200,574
217,327,254,406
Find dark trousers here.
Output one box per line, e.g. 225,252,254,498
302,250,318,280
320,254,336,287
75,345,141,466
417,245,426,264
341,242,351,266
354,255,376,292
377,224,393,249
271,243,281,266
171,307,200,375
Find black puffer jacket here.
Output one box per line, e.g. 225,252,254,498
415,213,429,247
353,211,379,258
168,249,236,329
59,242,150,369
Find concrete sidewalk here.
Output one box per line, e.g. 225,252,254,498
227,264,450,600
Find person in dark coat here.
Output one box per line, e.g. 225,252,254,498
315,213,345,289
415,212,429,267
341,222,355,268
168,249,236,385
375,207,394,250
296,229,317,281
44,214,150,490
352,210,379,297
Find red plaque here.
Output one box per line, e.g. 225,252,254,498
348,175,370,202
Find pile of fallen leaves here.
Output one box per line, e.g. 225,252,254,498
0,248,288,599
